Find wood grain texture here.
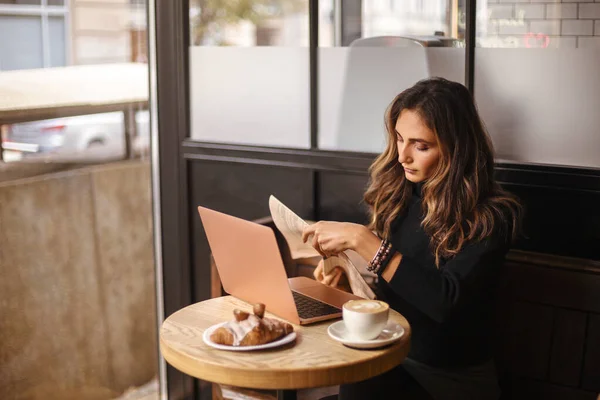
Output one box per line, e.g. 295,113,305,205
507,378,597,400
501,182,600,261
505,262,600,314
160,296,411,390
509,302,554,380
548,309,587,387
582,314,600,392
507,250,600,275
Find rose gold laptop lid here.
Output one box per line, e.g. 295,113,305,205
198,206,302,325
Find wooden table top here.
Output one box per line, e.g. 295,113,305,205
160,295,411,389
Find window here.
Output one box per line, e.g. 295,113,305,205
0,3,157,400
0,1,42,4
1,0,150,164
0,0,68,70
188,0,311,148
475,0,600,168
318,0,465,152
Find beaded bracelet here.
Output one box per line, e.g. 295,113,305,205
375,240,393,274
367,239,392,274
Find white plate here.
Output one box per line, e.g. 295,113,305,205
202,321,297,351
327,320,405,349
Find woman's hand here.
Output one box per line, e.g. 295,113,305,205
313,259,350,292
301,221,364,257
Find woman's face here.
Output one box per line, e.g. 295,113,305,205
395,109,441,183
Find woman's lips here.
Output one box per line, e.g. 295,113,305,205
404,168,417,174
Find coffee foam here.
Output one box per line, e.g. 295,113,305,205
344,300,388,314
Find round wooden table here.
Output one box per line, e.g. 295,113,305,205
160,296,411,399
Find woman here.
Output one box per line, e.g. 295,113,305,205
302,77,522,400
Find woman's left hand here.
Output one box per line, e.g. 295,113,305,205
301,221,364,257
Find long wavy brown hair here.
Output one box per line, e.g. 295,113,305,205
364,77,522,266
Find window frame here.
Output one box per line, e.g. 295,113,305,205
0,0,70,70
184,0,475,150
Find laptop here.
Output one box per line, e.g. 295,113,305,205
198,206,362,325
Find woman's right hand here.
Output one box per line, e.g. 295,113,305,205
313,259,349,291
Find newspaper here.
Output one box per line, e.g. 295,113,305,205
268,195,376,299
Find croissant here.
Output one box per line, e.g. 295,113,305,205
210,303,294,346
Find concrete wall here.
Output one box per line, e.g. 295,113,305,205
0,160,157,400
0,163,73,183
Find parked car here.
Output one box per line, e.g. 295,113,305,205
2,110,150,162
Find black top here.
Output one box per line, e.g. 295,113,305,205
376,183,509,368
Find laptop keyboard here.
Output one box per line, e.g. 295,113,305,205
291,291,341,320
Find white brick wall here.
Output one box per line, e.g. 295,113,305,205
486,23,500,35
546,36,578,48
489,4,515,19
546,4,577,19
516,4,545,19
578,36,600,46
562,20,594,35
530,20,561,35
499,24,530,35
482,0,600,48
579,4,600,18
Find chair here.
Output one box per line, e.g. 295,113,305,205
326,35,464,153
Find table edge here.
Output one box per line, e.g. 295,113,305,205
159,330,412,389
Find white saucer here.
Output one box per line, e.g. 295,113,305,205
327,320,405,349
202,322,297,351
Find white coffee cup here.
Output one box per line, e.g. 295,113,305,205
342,299,389,341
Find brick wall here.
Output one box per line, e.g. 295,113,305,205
480,0,600,48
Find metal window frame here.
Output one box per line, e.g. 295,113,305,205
147,0,168,398
0,1,70,69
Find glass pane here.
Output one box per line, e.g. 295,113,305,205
0,0,158,399
49,16,66,67
0,15,43,71
0,0,41,4
318,0,466,153
1,2,150,163
188,0,310,148
48,0,65,5
475,1,600,168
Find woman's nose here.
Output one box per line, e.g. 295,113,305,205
398,145,411,164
